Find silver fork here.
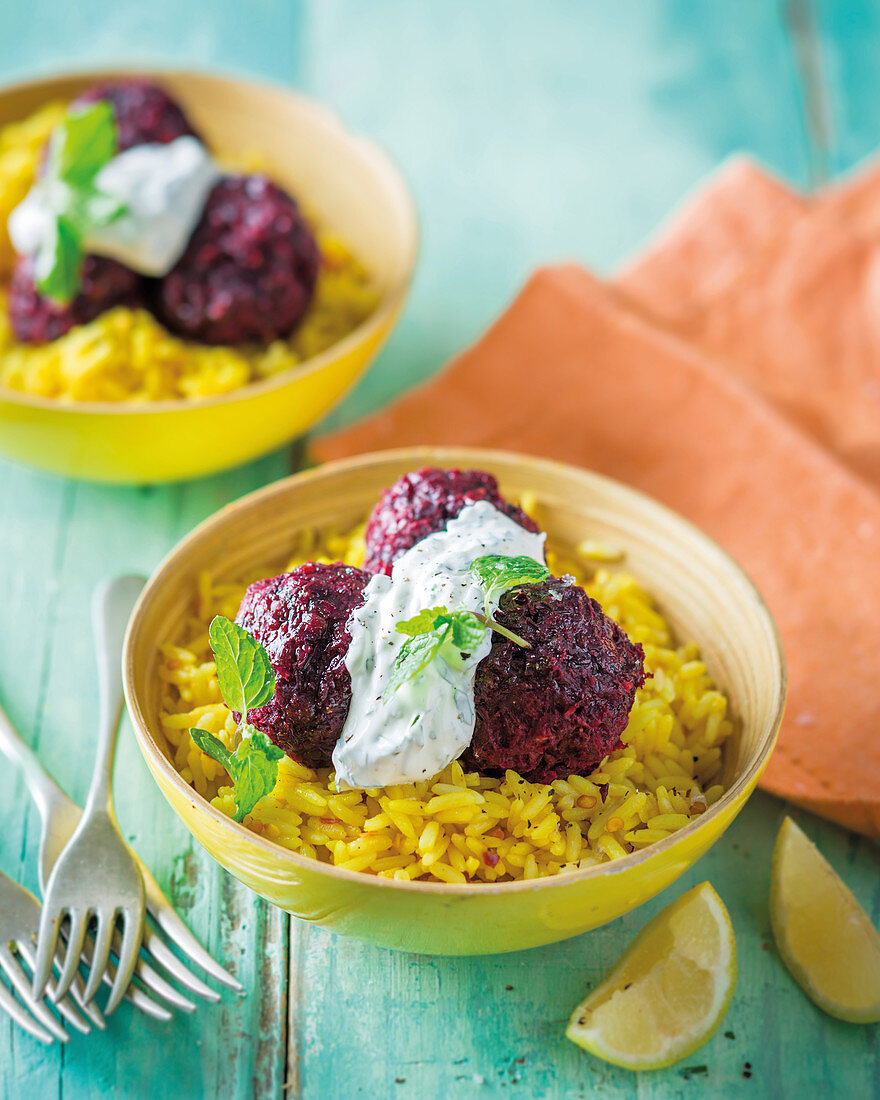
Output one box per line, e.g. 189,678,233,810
2,574,240,1017
0,871,104,1044
0,699,240,1021
32,576,147,1012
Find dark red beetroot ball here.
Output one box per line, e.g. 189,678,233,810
154,175,320,345
363,467,540,576
72,78,201,152
8,253,144,344
463,577,646,782
235,562,369,768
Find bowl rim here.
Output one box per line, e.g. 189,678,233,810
0,65,418,416
123,445,787,895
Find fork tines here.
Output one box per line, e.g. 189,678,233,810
0,875,105,1044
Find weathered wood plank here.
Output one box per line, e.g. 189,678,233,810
783,0,835,185
287,796,880,1100
0,3,303,1097
0,465,71,1100
811,0,880,177
0,460,293,1099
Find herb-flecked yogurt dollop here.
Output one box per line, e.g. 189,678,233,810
333,501,547,789
9,135,220,278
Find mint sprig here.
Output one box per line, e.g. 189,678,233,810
396,606,448,638
384,626,451,702
31,102,127,303
384,608,487,702
384,601,531,702
190,615,281,822
472,554,550,611
190,726,284,823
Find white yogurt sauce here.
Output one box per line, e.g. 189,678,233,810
9,135,220,277
333,501,547,789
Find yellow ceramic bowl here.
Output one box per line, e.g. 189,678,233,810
124,447,786,955
0,70,417,483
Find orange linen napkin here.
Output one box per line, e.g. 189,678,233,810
315,265,880,838
615,152,880,323
617,159,880,491
820,157,880,236
616,157,806,324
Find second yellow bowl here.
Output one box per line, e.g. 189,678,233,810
0,70,417,483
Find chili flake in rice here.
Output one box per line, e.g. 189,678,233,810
156,509,733,884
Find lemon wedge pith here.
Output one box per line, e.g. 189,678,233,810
771,816,880,1024
566,881,736,1070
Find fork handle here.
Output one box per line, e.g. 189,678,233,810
0,699,64,817
86,576,146,816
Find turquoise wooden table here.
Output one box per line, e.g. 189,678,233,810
1,2,879,1096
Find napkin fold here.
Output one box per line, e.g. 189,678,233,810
621,159,880,490
822,157,880,235
315,157,880,839
617,157,805,323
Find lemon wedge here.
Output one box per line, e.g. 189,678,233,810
566,882,736,1070
771,816,880,1023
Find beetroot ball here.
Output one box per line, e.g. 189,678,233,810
8,253,143,344
464,577,646,782
154,175,320,345
235,562,369,768
363,467,540,576
72,78,201,152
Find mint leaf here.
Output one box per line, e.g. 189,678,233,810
34,216,82,303
383,627,447,702
437,609,487,652
472,554,550,610
386,607,493,701
190,727,233,770
396,607,448,637
208,616,275,721
84,190,128,227
225,731,285,821
190,726,283,821
51,102,118,186
396,606,486,647
66,185,129,234
386,591,536,703
195,622,281,821
28,102,121,303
